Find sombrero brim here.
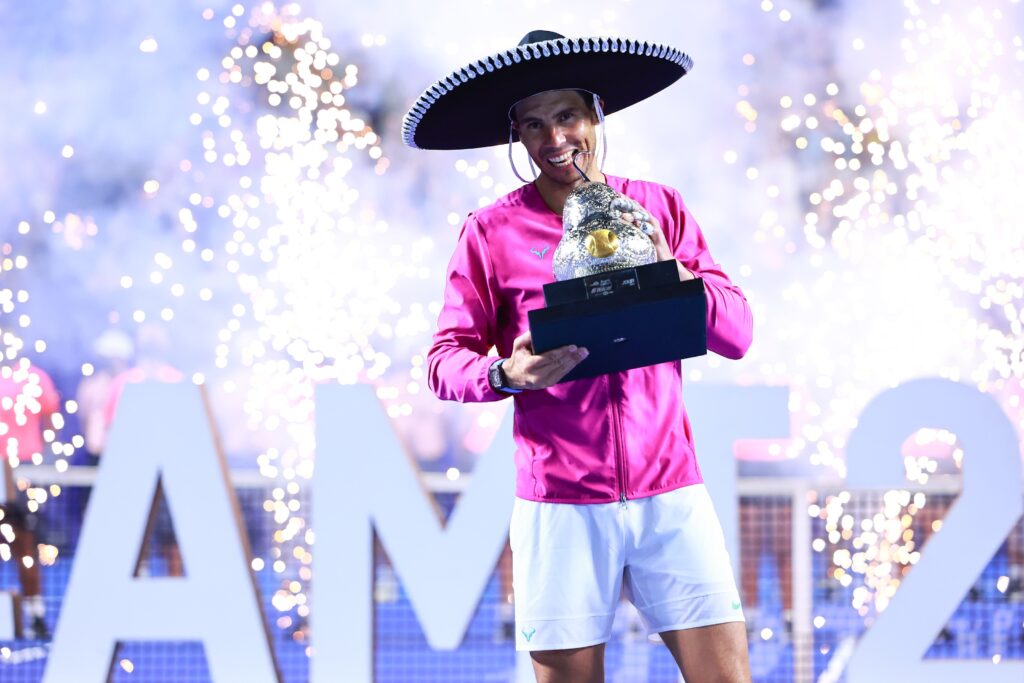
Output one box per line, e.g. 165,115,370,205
402,36,693,150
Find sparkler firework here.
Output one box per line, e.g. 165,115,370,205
745,0,1024,618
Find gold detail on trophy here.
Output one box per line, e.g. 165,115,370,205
585,229,620,258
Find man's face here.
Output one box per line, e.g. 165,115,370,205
513,89,599,186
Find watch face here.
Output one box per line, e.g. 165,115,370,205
490,359,519,393
489,360,504,390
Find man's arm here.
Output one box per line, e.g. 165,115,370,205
428,216,591,401
427,216,509,402
616,191,753,360
668,194,753,359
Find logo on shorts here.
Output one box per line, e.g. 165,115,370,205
731,599,742,610
521,626,537,642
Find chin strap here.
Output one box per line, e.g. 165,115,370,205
593,92,608,171
508,125,536,184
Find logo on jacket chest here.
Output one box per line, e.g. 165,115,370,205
530,246,550,259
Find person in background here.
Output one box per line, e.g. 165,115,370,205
0,358,58,640
99,325,185,576
76,328,135,465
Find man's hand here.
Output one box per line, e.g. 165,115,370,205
610,196,695,281
501,331,589,390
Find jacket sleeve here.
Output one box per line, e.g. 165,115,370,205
666,189,753,360
427,215,508,403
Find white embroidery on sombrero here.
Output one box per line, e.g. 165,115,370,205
400,36,694,149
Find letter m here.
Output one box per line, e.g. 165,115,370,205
311,384,515,683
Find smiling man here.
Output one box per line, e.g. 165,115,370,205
403,30,754,683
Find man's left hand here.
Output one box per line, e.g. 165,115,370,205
610,196,695,281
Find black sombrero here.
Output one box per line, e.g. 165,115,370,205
402,30,693,151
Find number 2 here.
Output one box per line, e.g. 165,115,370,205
845,378,1023,682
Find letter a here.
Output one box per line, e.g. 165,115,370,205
44,382,280,683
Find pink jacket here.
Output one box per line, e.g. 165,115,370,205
428,176,752,503
0,361,60,463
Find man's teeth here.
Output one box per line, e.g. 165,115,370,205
547,150,575,166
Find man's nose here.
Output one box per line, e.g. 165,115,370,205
543,124,566,146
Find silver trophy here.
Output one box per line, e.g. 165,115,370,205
529,151,707,383
552,152,657,281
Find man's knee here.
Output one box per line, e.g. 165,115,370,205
530,644,604,683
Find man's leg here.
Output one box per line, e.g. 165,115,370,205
660,622,751,683
511,498,622,669
12,522,48,639
624,485,748,682
530,643,606,683
496,544,515,641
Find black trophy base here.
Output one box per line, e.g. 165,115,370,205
541,259,683,306
528,263,707,384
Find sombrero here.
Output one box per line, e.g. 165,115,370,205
402,29,693,150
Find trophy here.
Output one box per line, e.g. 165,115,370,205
528,153,708,382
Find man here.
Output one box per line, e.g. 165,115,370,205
404,30,754,683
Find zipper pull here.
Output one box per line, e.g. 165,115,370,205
619,492,627,508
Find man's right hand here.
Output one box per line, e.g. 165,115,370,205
501,330,589,390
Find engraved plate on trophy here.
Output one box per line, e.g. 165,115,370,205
584,269,639,299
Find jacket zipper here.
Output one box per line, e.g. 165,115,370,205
608,374,628,505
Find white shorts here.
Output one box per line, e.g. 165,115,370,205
509,484,744,651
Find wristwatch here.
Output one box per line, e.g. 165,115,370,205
488,358,523,394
